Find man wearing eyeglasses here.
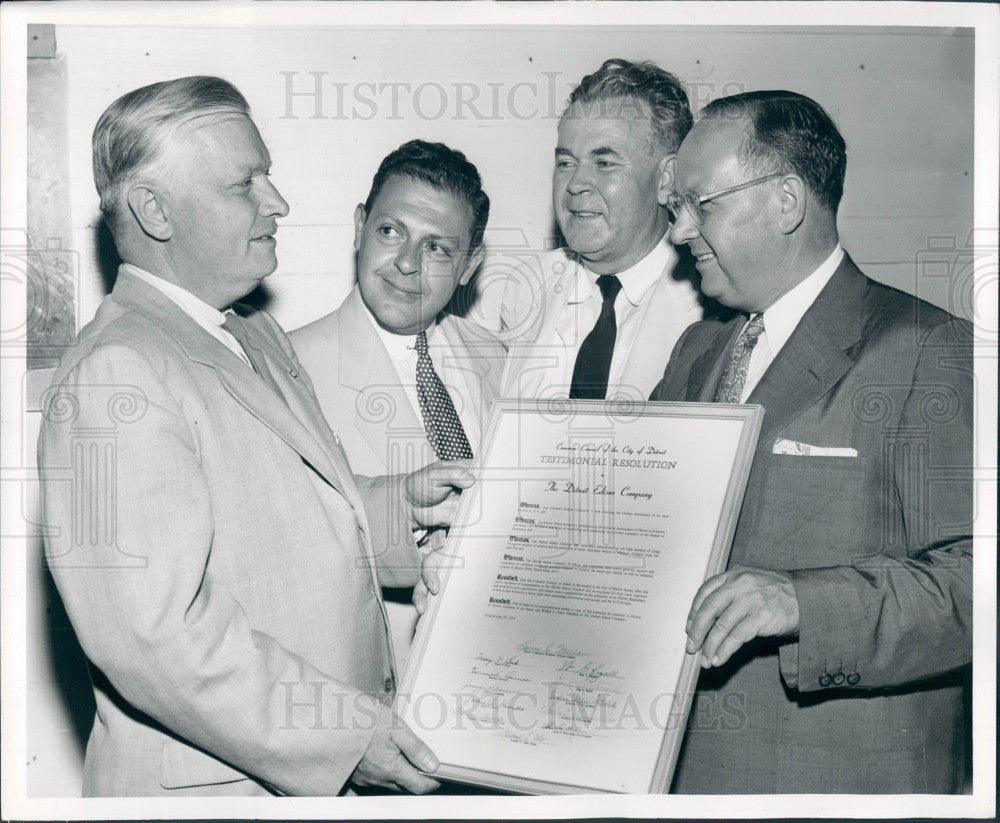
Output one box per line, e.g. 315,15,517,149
484,58,707,401
652,91,972,793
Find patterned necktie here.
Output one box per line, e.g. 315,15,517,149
415,330,473,460
714,313,765,404
222,313,283,398
569,274,623,400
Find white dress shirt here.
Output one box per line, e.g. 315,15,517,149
360,303,482,450
740,244,845,401
555,234,677,392
124,263,253,368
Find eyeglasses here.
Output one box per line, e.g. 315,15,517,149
665,172,786,226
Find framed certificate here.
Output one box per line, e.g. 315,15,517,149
396,399,763,794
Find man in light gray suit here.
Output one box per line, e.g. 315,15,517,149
292,140,505,667
482,58,707,401
652,90,972,792
39,77,471,797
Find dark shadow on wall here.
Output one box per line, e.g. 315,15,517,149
37,560,95,764
95,220,119,297
239,281,276,313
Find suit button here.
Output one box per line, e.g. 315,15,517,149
384,677,394,693
289,367,298,378
818,674,832,687
832,672,845,686
847,673,860,685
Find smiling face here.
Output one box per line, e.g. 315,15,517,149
669,115,785,313
553,98,671,275
161,115,289,308
354,174,482,336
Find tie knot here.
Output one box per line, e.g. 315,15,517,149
596,274,622,303
415,330,429,355
742,313,765,344
222,312,249,344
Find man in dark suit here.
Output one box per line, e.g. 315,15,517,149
652,90,972,793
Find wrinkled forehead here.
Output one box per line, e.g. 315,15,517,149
171,112,268,163
175,110,257,143
675,115,747,192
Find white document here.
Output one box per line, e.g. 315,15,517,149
397,400,762,794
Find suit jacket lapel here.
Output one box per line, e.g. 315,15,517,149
338,290,432,471
111,271,350,498
621,246,702,395
746,256,866,445
237,313,389,614
237,317,365,504
436,315,503,447
500,252,580,398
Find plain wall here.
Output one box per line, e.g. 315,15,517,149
27,23,975,797
57,25,976,332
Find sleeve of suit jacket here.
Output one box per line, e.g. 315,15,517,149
40,342,386,796
778,317,974,692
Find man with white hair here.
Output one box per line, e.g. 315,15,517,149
39,76,470,797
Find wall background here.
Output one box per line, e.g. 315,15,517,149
55,25,976,333
26,23,975,797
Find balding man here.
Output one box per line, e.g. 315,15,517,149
654,90,972,793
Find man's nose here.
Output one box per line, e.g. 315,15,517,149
669,205,699,246
395,240,420,275
260,177,290,218
565,164,593,195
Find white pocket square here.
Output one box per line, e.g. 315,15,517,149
772,438,858,457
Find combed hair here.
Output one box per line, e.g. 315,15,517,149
566,58,693,155
702,90,847,213
363,139,490,249
93,76,249,231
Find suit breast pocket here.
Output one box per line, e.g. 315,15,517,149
749,454,869,569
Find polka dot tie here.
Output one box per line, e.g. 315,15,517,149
714,313,765,404
415,331,473,460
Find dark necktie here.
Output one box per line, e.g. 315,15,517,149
222,313,283,398
714,313,766,404
415,330,473,460
569,274,622,400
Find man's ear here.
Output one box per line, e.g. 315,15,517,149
656,155,677,206
353,204,367,252
459,244,485,286
776,174,807,234
126,184,172,241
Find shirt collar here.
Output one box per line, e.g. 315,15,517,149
357,285,436,361
123,263,228,328
759,244,844,355
568,233,675,307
